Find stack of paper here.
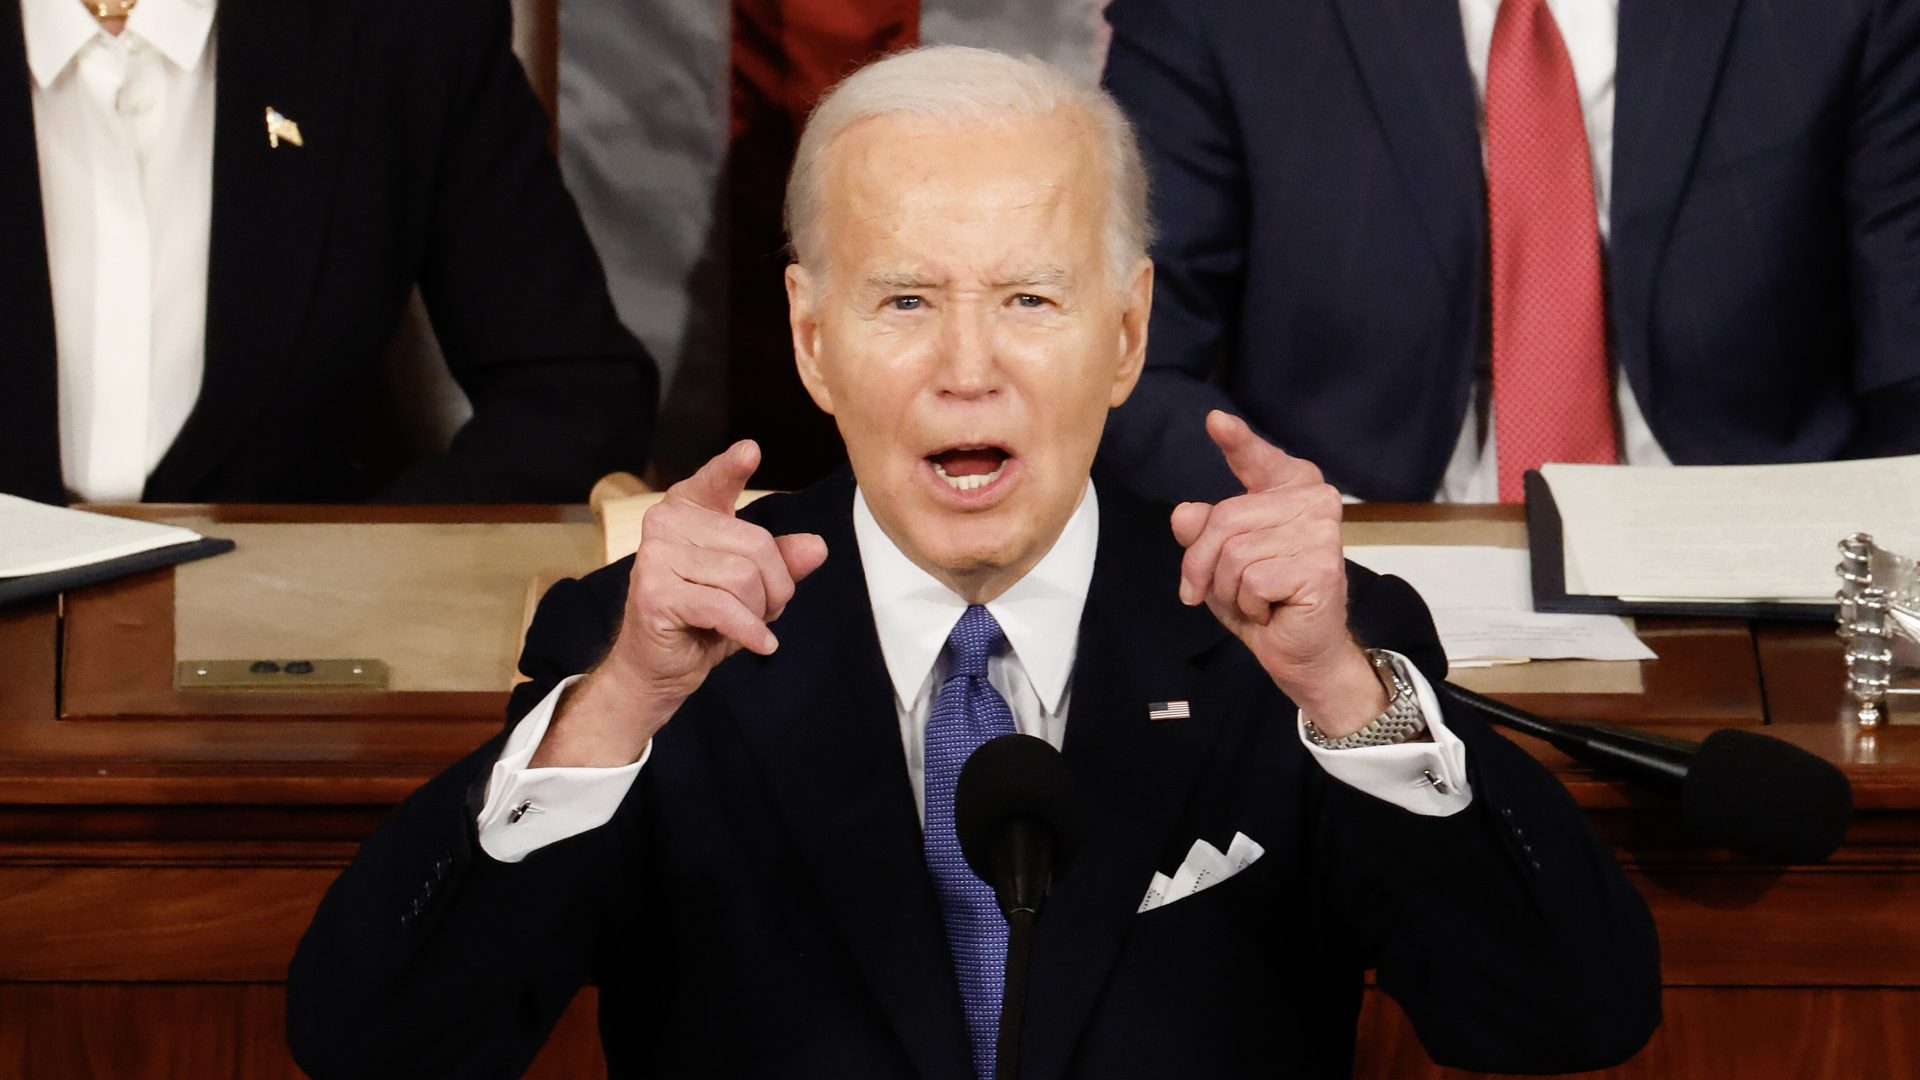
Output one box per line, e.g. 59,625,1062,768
1542,457,1920,606
0,495,230,605
1346,545,1655,666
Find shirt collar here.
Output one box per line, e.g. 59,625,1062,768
22,0,216,88
854,481,1099,716
131,0,216,73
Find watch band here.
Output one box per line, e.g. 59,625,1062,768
1301,649,1426,750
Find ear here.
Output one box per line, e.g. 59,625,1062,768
786,263,836,415
1107,256,1153,408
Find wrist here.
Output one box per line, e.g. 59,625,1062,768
1290,645,1390,738
529,665,677,769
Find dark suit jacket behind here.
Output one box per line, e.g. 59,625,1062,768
287,472,1659,1078
0,0,657,504
1100,0,1920,504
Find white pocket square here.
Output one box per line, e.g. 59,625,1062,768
1138,831,1264,913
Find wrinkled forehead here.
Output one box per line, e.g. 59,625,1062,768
815,111,1110,285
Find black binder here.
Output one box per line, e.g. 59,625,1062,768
1523,470,1833,622
0,536,235,608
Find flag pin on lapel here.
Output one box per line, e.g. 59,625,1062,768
1147,700,1191,722
265,106,304,149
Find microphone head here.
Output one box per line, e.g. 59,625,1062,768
955,734,1085,885
1683,729,1852,865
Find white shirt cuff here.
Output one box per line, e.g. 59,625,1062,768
476,674,651,863
1296,651,1472,817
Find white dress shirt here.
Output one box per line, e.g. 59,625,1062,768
23,0,217,502
1438,0,1671,503
479,483,1472,863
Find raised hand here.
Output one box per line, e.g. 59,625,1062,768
534,441,828,767
1170,412,1386,736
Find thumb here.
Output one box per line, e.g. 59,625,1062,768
1170,501,1211,548
673,440,760,514
1205,410,1295,493
775,532,829,586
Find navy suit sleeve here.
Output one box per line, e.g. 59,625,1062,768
378,0,659,503
287,568,637,1078
1314,569,1662,1072
1844,0,1920,457
1097,0,1258,504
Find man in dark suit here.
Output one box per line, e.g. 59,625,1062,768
1099,0,1920,505
0,0,656,504
288,45,1658,1078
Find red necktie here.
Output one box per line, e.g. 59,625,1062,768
1485,0,1618,503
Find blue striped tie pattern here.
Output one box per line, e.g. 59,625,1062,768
924,604,1018,1079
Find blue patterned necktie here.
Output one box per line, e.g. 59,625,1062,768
924,604,1018,1080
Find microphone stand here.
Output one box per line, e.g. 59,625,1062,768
992,820,1048,1080
996,906,1035,1080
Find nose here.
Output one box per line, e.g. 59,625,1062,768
934,305,1000,400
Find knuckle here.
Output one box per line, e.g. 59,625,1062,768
1308,517,1341,550
1244,560,1281,596
724,559,761,598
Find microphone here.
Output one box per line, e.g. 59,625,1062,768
955,734,1084,1080
1444,682,1852,865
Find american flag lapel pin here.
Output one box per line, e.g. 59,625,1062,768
1147,700,1191,722
265,106,305,149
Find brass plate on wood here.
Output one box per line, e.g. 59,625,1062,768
174,659,390,691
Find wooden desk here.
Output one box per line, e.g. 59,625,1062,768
1,505,1914,1078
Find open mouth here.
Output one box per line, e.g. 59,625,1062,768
927,445,1012,493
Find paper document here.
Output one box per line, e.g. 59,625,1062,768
1346,545,1655,665
1543,458,1920,603
0,495,208,578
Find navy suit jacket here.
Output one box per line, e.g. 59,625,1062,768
0,0,657,504
288,471,1659,1078
1100,0,1920,503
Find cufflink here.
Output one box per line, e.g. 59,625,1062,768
507,799,542,825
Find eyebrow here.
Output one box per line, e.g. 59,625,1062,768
865,271,942,292
860,266,1074,293
992,266,1070,289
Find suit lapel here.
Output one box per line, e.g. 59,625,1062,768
714,479,973,1080
148,0,352,496
1019,486,1233,1080
1329,0,1485,288
0,3,63,502
1608,0,1742,402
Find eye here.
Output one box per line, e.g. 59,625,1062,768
887,295,924,311
1012,293,1050,309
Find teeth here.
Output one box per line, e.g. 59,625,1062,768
932,459,1005,492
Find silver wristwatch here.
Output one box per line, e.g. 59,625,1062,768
1301,649,1426,750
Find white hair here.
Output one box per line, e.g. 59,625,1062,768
784,44,1153,288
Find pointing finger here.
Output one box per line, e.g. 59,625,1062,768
1206,410,1306,494
671,440,761,515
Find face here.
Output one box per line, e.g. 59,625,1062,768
786,108,1152,602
